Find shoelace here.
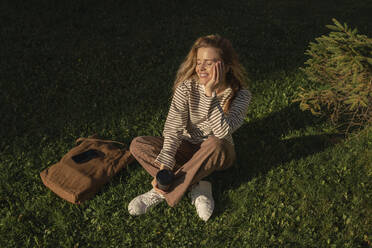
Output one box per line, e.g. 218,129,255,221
141,189,165,210
190,183,212,205
190,189,202,205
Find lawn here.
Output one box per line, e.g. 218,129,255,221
0,0,371,247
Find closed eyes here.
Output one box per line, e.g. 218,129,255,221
196,59,217,67
196,62,213,66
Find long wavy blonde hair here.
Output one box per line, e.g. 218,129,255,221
172,34,249,113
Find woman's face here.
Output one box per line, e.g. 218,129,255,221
195,47,226,85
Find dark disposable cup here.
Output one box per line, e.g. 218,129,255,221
156,169,174,191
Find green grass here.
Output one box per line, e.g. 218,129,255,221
1,0,371,247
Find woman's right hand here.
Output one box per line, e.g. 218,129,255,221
151,163,171,195
151,178,167,196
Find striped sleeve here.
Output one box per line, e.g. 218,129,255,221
204,89,252,139
154,82,189,170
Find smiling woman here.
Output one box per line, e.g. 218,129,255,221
196,47,229,95
173,34,251,111
127,34,252,221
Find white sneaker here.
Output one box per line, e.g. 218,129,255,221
189,181,214,221
128,188,165,216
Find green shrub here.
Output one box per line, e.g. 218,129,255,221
295,18,372,133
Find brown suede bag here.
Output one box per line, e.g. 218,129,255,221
40,135,134,204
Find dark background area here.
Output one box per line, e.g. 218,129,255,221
1,0,371,146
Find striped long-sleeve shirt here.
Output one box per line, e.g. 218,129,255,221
155,78,252,170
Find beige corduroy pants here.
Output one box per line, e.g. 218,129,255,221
129,135,236,207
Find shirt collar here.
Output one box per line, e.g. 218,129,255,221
198,82,232,98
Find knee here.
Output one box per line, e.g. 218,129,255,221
129,136,145,156
210,137,236,169
204,135,228,151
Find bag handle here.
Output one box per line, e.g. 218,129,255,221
75,137,127,147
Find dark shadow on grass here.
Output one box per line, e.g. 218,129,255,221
209,103,344,217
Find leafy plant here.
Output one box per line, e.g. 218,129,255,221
295,18,372,133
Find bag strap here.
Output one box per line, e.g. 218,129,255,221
75,137,127,147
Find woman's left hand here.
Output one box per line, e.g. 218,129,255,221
205,60,225,96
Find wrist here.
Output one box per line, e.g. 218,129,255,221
205,89,215,97
160,164,171,171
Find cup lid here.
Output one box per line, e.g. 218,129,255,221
156,169,174,185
